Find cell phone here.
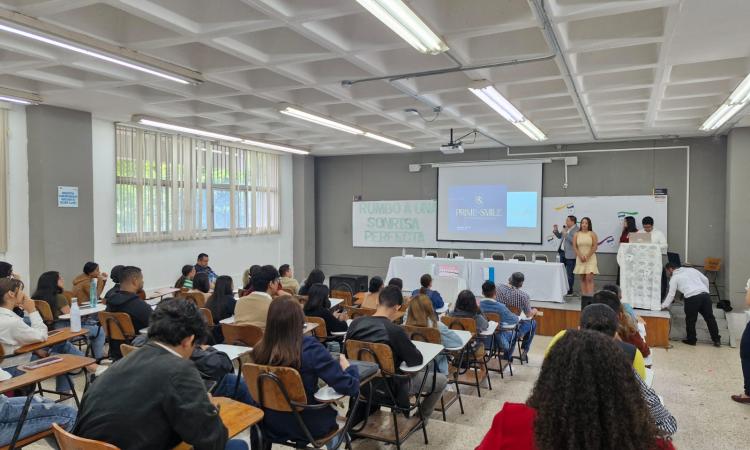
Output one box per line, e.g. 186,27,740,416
203,379,218,393
22,356,63,370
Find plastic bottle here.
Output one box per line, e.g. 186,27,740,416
89,277,98,308
70,301,81,332
555,253,560,262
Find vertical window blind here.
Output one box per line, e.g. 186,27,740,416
115,124,280,243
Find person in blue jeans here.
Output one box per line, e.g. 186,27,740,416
478,281,536,362
0,385,77,447
32,271,106,361
410,274,445,311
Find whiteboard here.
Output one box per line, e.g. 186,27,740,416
352,195,667,254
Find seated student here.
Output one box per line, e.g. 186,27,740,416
547,300,647,381
477,330,676,450
387,277,403,291
253,296,359,446
278,264,300,295
346,286,446,423
410,274,444,311
303,283,348,334
0,278,101,392
72,262,108,304
235,265,281,330
478,281,535,362
175,264,196,289
192,272,211,295
603,283,650,356
104,265,125,300
0,261,15,279
496,272,538,319
205,276,236,344
33,271,106,361
105,266,152,359
593,289,650,357
0,369,78,447
194,253,217,282
405,294,462,374
239,265,262,297
360,276,384,309
74,299,247,450
448,290,490,349
298,269,325,296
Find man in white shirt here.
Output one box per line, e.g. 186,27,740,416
662,263,721,347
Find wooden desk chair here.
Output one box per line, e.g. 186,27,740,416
344,340,427,450
200,308,215,327
183,291,207,308
440,316,491,396
304,316,330,343
353,292,367,305
98,311,136,359
221,323,264,347
33,300,55,326
52,423,120,450
330,290,353,307
120,343,138,358
242,363,352,449
342,305,376,320
483,312,514,377
402,325,464,421
701,257,724,305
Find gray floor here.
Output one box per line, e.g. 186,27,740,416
29,334,750,450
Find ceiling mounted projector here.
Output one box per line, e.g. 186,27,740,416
440,142,464,154
440,128,464,154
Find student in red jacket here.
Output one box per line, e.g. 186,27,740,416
476,329,675,450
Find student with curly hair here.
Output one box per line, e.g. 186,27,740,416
476,329,676,450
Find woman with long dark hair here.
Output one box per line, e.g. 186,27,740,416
573,217,599,306
33,271,106,360
252,296,359,446
448,289,490,347
205,275,236,343
298,269,325,296
620,216,639,243
303,283,348,334
476,329,674,450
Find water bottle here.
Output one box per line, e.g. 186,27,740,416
70,301,81,332
89,278,98,307
555,254,560,262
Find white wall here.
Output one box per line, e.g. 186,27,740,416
91,119,294,290
0,105,29,279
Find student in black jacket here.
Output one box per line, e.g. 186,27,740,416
74,299,248,450
346,286,447,423
104,266,152,359
303,283,348,334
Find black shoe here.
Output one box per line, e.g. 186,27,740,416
681,339,696,346
713,341,721,347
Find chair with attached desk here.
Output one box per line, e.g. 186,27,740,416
52,423,119,450
304,316,340,348
440,316,491,396
182,291,207,308
342,305,375,320
33,300,55,327
330,290,353,307
242,363,352,449
344,340,428,450
98,311,136,359
221,323,264,347
401,325,464,421
482,312,514,378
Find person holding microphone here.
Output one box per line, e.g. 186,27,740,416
552,215,578,296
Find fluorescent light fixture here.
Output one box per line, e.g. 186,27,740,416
280,106,364,135
134,116,309,155
356,0,448,55
469,81,547,141
364,132,413,149
0,87,41,105
700,73,750,131
0,10,202,85
241,139,309,155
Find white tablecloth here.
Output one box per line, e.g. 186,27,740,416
386,256,568,303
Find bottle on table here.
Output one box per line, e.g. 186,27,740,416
89,278,98,308
70,301,81,332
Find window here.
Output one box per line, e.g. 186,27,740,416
115,124,280,242
0,108,7,252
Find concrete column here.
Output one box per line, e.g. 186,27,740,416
725,127,750,309
292,155,315,279
26,105,94,283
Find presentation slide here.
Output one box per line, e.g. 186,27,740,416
437,162,543,243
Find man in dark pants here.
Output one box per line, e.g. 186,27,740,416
661,263,721,347
552,215,578,296
731,280,750,404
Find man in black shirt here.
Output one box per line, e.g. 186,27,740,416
346,286,447,422
75,299,248,450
